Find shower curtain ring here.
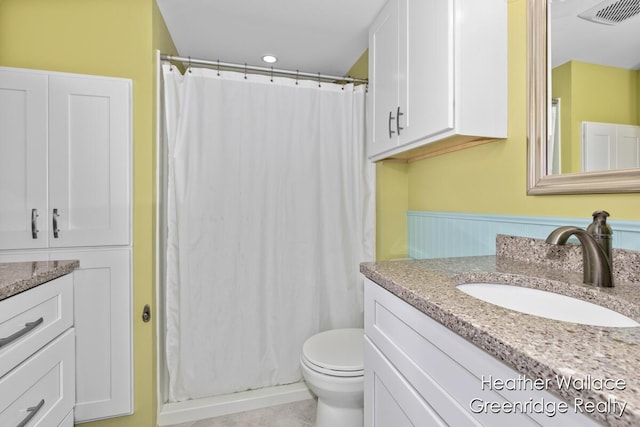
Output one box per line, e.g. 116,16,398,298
217,59,220,77
270,66,274,83
295,70,299,85
317,72,321,88
244,63,248,80
188,56,192,73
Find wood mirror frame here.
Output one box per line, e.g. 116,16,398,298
526,0,640,195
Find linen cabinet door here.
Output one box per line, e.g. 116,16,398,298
0,69,48,250
48,75,131,248
400,0,454,146
368,0,401,158
52,248,132,422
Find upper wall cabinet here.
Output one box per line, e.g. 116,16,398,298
0,68,131,250
368,0,507,162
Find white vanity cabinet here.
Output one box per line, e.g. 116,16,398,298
0,66,133,423
363,278,602,427
0,274,75,427
368,0,507,161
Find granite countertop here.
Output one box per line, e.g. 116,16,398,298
0,260,80,302
360,235,640,427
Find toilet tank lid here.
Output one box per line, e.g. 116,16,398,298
302,328,364,372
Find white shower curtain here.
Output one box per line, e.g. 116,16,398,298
162,64,374,402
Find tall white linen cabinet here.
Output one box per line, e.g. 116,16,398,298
0,66,132,423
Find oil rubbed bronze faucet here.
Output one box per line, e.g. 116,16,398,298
545,211,614,288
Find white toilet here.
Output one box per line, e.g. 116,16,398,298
300,328,364,427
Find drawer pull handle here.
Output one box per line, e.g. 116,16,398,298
16,399,45,427
0,317,44,348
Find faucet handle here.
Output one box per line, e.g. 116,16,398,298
587,210,612,237
592,210,609,220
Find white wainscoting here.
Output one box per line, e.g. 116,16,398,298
407,211,640,259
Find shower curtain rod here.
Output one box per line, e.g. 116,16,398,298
160,53,368,84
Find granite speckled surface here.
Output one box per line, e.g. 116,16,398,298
0,260,79,301
361,236,640,427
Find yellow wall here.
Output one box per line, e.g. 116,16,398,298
571,61,638,126
376,0,639,259
551,62,573,173
552,61,639,172
0,1,177,426
376,161,409,259
638,71,640,124
346,53,410,259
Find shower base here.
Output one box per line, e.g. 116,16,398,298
157,382,313,426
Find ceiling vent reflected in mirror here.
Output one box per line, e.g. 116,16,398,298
578,0,640,25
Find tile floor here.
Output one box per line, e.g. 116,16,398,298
166,398,317,427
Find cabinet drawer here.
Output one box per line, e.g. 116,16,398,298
0,328,75,427
364,279,600,427
0,274,73,378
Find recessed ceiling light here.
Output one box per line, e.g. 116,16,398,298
261,55,278,64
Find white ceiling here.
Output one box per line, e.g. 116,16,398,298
551,0,640,70
156,0,387,77
157,0,640,76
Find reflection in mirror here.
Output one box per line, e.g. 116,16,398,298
549,0,640,175
527,0,640,194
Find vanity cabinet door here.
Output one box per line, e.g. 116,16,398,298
365,337,446,427
0,69,48,250
48,75,131,248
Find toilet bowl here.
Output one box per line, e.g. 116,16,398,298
300,328,364,427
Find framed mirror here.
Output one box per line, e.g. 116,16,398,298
527,0,640,194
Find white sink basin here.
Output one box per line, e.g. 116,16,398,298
457,283,640,327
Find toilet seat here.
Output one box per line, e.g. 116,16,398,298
301,328,364,377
